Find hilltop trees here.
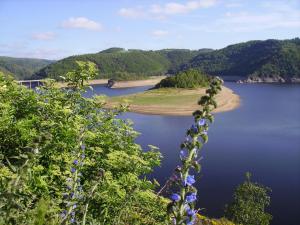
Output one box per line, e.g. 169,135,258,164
155,69,210,89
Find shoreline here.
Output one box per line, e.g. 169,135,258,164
105,86,240,116
57,76,166,88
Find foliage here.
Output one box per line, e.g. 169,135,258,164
0,56,54,80
164,77,223,225
0,61,168,225
224,173,272,225
183,38,300,80
32,49,204,81
155,69,210,89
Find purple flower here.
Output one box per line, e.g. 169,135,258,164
202,130,208,135
73,159,79,165
187,208,196,217
81,144,86,150
81,154,85,159
71,168,76,173
191,124,198,133
70,218,75,223
183,175,196,186
186,218,195,225
170,193,181,202
198,119,205,126
73,204,77,209
60,210,67,218
186,193,197,203
180,150,188,159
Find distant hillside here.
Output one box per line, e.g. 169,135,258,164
0,56,54,80
32,49,211,80
182,38,300,83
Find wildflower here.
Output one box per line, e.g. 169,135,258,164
81,154,85,159
71,168,76,173
60,210,67,218
186,193,197,203
170,193,181,202
187,208,196,217
202,130,208,135
70,218,75,223
73,204,77,209
191,124,198,133
198,119,205,126
183,175,196,186
180,150,188,159
81,144,86,150
186,218,195,225
73,159,79,165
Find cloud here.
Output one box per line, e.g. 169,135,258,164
152,30,169,37
61,17,102,31
180,0,300,33
118,0,217,19
31,32,55,40
118,8,145,18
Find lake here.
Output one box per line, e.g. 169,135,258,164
88,83,300,225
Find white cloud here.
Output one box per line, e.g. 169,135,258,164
61,17,102,31
118,8,145,18
119,0,217,19
152,30,169,37
31,32,55,40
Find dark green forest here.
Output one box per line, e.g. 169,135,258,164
32,48,206,80
182,38,300,81
0,56,54,80
1,38,299,82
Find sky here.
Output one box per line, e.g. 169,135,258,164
0,0,299,59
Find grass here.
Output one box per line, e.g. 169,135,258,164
109,88,203,106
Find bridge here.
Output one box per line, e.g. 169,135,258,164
18,79,44,88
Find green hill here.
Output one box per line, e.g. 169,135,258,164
182,38,300,82
32,49,210,80
0,56,54,80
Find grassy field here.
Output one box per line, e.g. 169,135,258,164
105,86,240,116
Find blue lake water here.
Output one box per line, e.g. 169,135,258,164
89,83,300,225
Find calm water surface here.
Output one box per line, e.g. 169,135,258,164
91,83,300,225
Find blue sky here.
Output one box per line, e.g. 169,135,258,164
0,0,299,59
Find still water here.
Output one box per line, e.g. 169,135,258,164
89,83,300,225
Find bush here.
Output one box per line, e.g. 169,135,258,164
224,173,272,225
0,62,168,224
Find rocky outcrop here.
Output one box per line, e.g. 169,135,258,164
237,76,300,84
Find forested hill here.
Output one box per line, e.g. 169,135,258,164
0,56,54,80
182,38,300,82
32,48,211,80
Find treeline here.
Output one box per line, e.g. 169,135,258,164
1,38,299,82
182,38,300,81
32,48,206,80
155,69,209,88
0,56,54,80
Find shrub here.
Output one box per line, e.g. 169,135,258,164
0,62,168,225
224,173,272,225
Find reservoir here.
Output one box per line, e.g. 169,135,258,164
88,83,300,225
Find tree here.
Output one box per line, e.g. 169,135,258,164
224,173,272,225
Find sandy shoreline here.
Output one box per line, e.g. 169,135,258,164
105,86,240,116
57,76,166,88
